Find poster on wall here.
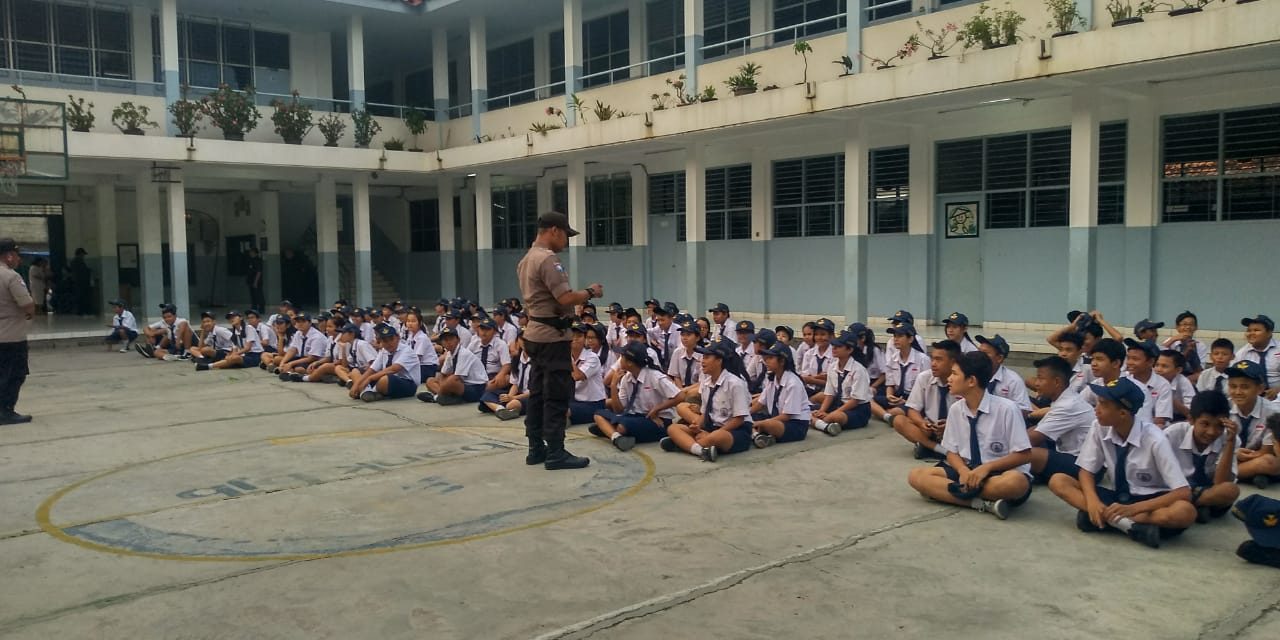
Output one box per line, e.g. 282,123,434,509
945,202,979,239
118,243,138,268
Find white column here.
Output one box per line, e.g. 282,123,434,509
315,175,339,306
683,0,704,99
160,0,179,134
348,15,366,111
533,28,551,99
136,172,163,320
631,166,648,246
130,5,152,86
563,0,583,125
749,0,769,50
684,142,707,315
469,15,487,140
166,179,189,319
751,148,772,242
1067,88,1100,312
1123,95,1158,323
475,172,494,305
95,180,118,311
846,0,864,72
352,173,372,308
907,124,935,319
536,174,553,215
842,121,869,325
628,0,646,69
566,158,587,284
438,175,458,299
260,190,281,306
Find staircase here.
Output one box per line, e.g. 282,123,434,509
338,245,399,305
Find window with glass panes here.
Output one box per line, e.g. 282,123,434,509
1161,105,1280,223
409,200,440,252
704,0,750,59
405,68,433,108
646,0,682,74
548,29,565,96
870,147,909,233
935,129,1071,229
487,39,535,107
583,11,629,87
1097,122,1127,225
865,0,911,22
152,17,290,93
649,171,686,242
586,173,632,246
773,155,844,238
706,165,751,240
773,0,846,42
4,0,132,78
553,179,568,213
491,184,538,250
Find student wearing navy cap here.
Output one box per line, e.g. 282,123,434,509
1048,377,1196,548
590,341,684,451
604,323,660,407
335,323,378,388
479,330,531,421
667,321,705,401
873,323,929,426
1236,314,1280,398
419,327,488,405
104,299,138,352
733,319,757,361
188,310,235,364
604,303,628,349
282,315,342,382
647,303,680,371
773,325,798,363
897,339,962,459
708,303,735,341
469,318,511,392
431,299,450,335
442,309,472,349
1163,390,1240,523
1233,494,1280,568
348,322,421,402
662,339,753,462
810,331,872,437
136,304,193,361
746,328,778,395
200,311,263,371
887,309,926,352
1025,355,1095,483
259,314,294,370
942,312,979,353
1225,360,1280,488
643,298,661,332
275,313,330,377
267,299,293,326
750,344,810,448
799,318,836,400
567,322,607,424
1121,338,1173,428
907,351,1033,521
975,334,1033,417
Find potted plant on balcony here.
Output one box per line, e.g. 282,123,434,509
270,90,313,145
110,101,157,136
959,3,1026,50
1045,0,1088,36
351,109,381,148
65,95,94,132
383,137,405,151
403,107,429,152
201,83,261,141
725,61,762,95
861,34,921,70
918,21,960,58
666,75,698,106
793,40,812,84
318,113,345,147
1105,0,1155,26
168,90,204,138
1168,0,1210,15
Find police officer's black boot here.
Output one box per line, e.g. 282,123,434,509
543,440,589,470
526,437,547,466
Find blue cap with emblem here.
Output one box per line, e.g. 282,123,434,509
1134,318,1164,334
339,323,359,334
813,318,836,334
887,323,918,338
620,341,655,367
625,323,647,337
1233,494,1280,550
1089,377,1145,414
708,302,730,314
753,328,777,348
695,338,737,359
735,320,756,336
1123,338,1160,360
943,312,969,326
1242,315,1276,332
677,321,700,335
433,327,459,343
294,312,312,322
888,310,914,325
976,334,1010,357
1226,359,1267,384
476,318,497,331
374,322,397,340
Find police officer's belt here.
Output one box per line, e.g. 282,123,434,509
530,316,574,331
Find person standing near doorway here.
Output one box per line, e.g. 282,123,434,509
0,238,35,425
28,257,50,313
246,246,265,313
69,248,92,316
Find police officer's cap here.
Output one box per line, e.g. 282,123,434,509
537,211,579,237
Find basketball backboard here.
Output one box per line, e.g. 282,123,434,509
0,97,70,194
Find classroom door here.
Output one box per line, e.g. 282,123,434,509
647,215,684,303
935,196,983,324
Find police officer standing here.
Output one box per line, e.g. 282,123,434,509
0,238,35,425
517,212,603,470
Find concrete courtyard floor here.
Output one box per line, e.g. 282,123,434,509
2,346,1279,640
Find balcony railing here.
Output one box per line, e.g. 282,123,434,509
0,68,163,96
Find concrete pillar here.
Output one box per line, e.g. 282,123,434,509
563,0,583,125
684,143,707,316
907,125,935,321
432,28,450,152
160,0,179,135
165,179,189,318
1077,0,1094,33
475,172,494,305
348,15,366,111
846,0,864,73
95,180,118,312
533,28,551,100
749,0,769,50
842,122,869,326
352,173,372,308
260,190,281,306
628,0,645,69
130,5,152,85
536,175,553,215
566,158,587,284
1123,96,1158,324
683,0,703,100
135,173,163,321
315,176,339,308
438,175,457,299
1068,88,1100,313
751,148,772,314
630,165,650,302
469,16,487,140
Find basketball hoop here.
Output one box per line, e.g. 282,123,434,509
0,155,24,197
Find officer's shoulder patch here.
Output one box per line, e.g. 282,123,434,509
554,262,565,273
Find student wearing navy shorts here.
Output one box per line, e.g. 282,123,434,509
750,344,811,448
661,339,754,462
104,299,138,352
349,322,422,402
811,330,873,436
419,327,489,405
590,341,684,451
480,331,531,421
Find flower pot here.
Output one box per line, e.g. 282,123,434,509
983,42,1010,50
223,131,245,141
71,126,91,133
1052,30,1078,38
928,54,949,60
701,97,717,102
323,142,338,147
409,148,424,153
1237,0,1258,4
355,143,369,149
875,64,895,70
731,87,756,96
1168,6,1202,15
123,128,144,136
1111,16,1144,26
282,134,303,145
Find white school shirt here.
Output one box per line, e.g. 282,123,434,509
431,315,447,335
1196,367,1230,394
957,335,980,354
885,347,930,395
941,394,1033,477
322,333,342,362
405,330,440,368
1163,421,1237,484
1123,371,1174,422
1166,373,1196,410
822,357,872,405
618,366,681,420
441,345,488,385
645,316,660,332
905,370,958,422
1167,338,1209,371
345,338,378,369
468,336,510,376
700,370,751,428
573,349,606,402
150,317,190,344
510,353,531,394
1075,420,1189,496
800,344,835,379
794,342,812,367
447,324,472,347
714,318,736,341
255,322,277,349
1069,357,1095,394
1235,339,1280,389
667,344,704,387
1029,389,1095,456
863,346,887,382
233,325,263,353
762,370,812,422
987,364,1033,412
1231,398,1278,450
288,326,330,358
593,346,617,371
112,309,138,332
361,322,377,344
496,321,518,346
606,321,628,349
647,324,680,367
266,312,286,326
371,341,421,384
202,325,236,351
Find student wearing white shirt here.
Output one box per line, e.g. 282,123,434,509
906,352,1033,521
643,298,661,332
491,307,518,346
358,309,378,345
887,309,927,352
733,319,758,363
848,323,886,391
1027,332,1093,421
1196,338,1234,395
590,342,684,451
276,314,331,377
440,310,472,353
284,317,343,383
606,324,661,409
662,339,753,462
1122,338,1174,427
975,334,1033,415
481,333,532,421
745,329,778,395
603,302,628,350
420,328,489,405
1224,361,1280,488
469,318,511,391
647,305,680,372
795,322,816,369
584,322,616,373
1164,391,1240,523
1080,339,1162,428
431,299,449,336
1162,311,1209,383
812,331,873,437
567,322,607,424
708,302,735,341
200,310,263,371
1155,350,1196,420
104,299,138,352
749,344,811,448
773,326,799,364
403,310,440,379
188,311,236,363
350,323,421,402
873,323,930,425
942,312,980,353
800,318,837,400
1236,314,1280,399
1048,378,1197,548
896,339,962,460
135,305,193,361
335,323,379,388
667,321,704,400
247,310,275,353
1025,356,1095,484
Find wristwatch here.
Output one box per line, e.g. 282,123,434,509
585,286,597,299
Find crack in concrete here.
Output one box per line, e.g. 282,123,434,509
531,508,959,640
1199,593,1280,640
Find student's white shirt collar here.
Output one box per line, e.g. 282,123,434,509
1100,421,1146,447
1176,423,1222,455
957,393,993,420
708,369,729,388
1232,399,1263,420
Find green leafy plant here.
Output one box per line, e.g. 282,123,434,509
383,137,405,151
793,41,813,84
725,61,763,94
959,3,1026,50
403,108,428,150
65,95,94,131
1105,0,1156,22
699,85,716,102
168,90,204,137
317,113,345,146
269,90,313,144
666,75,698,105
861,34,921,69
530,121,562,134
350,109,381,147
110,101,157,135
918,21,961,57
201,84,261,139
591,99,617,121
1045,0,1088,33
650,92,673,110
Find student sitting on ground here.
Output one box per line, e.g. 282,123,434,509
666,320,704,399
1156,350,1196,421
104,299,138,352
774,325,798,363
848,323,886,393
887,310,927,351
188,310,235,364
349,323,421,402
1048,311,1104,357
1236,315,1280,399
135,304,193,361
746,329,778,395
895,339,961,460
274,313,329,376
1122,339,1174,428
1225,360,1280,489
479,332,531,421
1048,378,1197,549
1081,338,1161,427
873,323,929,426
199,310,263,371
567,322,607,424
905,351,1033,521
1027,332,1094,421
283,316,342,382
590,342,684,451
1164,390,1240,524
403,310,440,381
335,323,378,388
942,312,979,353
800,319,836,400
648,303,680,371
750,344,811,448
1196,338,1234,395
663,339,754,463
795,321,816,367
247,310,274,355
1162,310,1208,383
418,327,489,405
469,318,511,393
259,315,293,370
1026,355,1095,484
975,334,1032,416
811,330,872,437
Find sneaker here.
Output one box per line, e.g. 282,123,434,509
269,367,280,374
162,354,179,362
1196,506,1211,525
496,408,520,421
417,391,437,403
659,437,678,452
258,361,268,370
613,435,636,452
288,372,304,382
913,442,929,460
345,380,354,389
754,432,776,448
278,372,293,382
1127,523,1161,549
700,445,719,463
360,390,379,403
437,394,464,406
178,353,192,360
587,424,605,437
1076,510,1105,533
1254,475,1270,490
823,422,842,437
118,346,130,353
984,499,1011,521
195,362,210,372
321,375,340,384
133,343,149,357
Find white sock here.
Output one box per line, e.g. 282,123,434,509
610,432,621,441
932,444,948,455
882,412,894,422
690,443,703,456
1110,516,1134,532
814,419,828,430
301,375,311,382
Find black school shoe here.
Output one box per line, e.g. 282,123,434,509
436,394,465,406
1075,510,1106,533
417,391,437,403
659,437,678,452
0,410,33,425
1237,541,1280,569
195,362,210,372
544,447,590,470
277,372,293,382
1128,523,1161,549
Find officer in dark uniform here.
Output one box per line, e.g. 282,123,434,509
516,212,604,470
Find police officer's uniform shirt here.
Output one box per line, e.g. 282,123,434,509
442,345,489,385
1168,373,1195,409
288,326,329,358
371,341,421,384
667,345,704,387
801,344,835,378
988,365,1033,412
885,348,930,395
1030,389,1094,456
823,357,872,404
1076,420,1188,496
941,394,1033,477
112,309,138,333
468,336,510,376
203,325,235,351
905,370,957,422
1122,371,1174,422
763,370,812,422
619,366,681,420
573,349,606,402
516,243,574,343
1070,357,1095,394
1231,398,1278,450
1235,339,1280,389
700,370,751,428
346,338,378,369
1197,367,1229,394
1163,421,1237,484
404,329,440,367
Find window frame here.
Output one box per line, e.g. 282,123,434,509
409,199,440,252
648,171,687,242
772,0,847,43
5,0,133,79
772,154,845,238
490,183,538,250
152,14,291,92
645,0,683,74
1160,104,1280,223
703,0,751,60
585,172,632,247
705,164,752,241
1097,121,1127,226
935,128,1072,230
582,10,629,88
869,146,909,234
487,37,536,108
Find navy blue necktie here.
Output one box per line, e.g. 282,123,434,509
702,384,720,430
987,377,998,394
815,355,826,375
771,379,784,417
1213,375,1224,395
1114,444,1132,503
683,358,694,386
623,378,642,415
1254,349,1272,389
967,413,983,466
1239,415,1257,448
833,370,849,407
481,344,491,374
299,333,308,355
899,363,911,393
1191,452,1210,487
937,384,950,421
